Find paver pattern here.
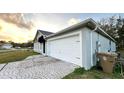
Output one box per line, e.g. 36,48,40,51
0,55,78,79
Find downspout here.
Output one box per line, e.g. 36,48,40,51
90,26,98,67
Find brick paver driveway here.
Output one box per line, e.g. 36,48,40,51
0,55,78,79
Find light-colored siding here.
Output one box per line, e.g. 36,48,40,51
47,30,81,66
81,28,92,69
46,41,50,56
33,31,44,54
99,35,110,52
92,31,98,66
111,41,116,52
49,35,81,65
34,27,116,70
91,31,116,68
34,42,43,54
82,29,116,69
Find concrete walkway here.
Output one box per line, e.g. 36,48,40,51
0,55,78,79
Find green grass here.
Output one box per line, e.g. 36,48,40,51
63,67,124,79
0,49,39,64
63,50,124,79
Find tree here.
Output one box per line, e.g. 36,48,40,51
118,25,124,48
98,15,124,49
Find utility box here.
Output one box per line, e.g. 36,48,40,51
97,52,117,73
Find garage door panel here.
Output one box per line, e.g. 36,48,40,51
49,35,81,66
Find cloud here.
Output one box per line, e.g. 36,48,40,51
67,18,81,26
0,13,34,30
34,20,64,32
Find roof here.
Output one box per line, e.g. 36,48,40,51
33,30,54,42
45,18,116,42
38,30,54,36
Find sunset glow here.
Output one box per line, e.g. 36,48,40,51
0,13,123,43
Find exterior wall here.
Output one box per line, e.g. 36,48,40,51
47,29,82,66
33,27,116,70
81,28,116,69
92,31,98,66
34,31,43,42
47,27,116,70
98,33,116,53
81,28,92,69
111,41,116,52
90,31,116,69
33,31,44,54
33,42,43,53
99,34,110,52
46,27,93,69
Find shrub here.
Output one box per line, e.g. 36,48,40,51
113,62,124,74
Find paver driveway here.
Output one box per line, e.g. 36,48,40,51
0,55,78,79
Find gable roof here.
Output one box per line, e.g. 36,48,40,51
38,30,54,36
45,18,116,42
33,30,54,42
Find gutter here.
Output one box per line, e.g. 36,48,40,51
92,25,116,42
90,26,98,66
45,18,116,42
45,18,93,39
97,27,116,42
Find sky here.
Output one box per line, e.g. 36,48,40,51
0,13,124,43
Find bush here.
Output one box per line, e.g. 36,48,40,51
113,62,124,74
73,67,85,74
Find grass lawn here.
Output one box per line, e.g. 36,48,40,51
63,67,124,79
0,49,39,64
64,50,124,79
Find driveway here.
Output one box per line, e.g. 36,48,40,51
0,55,78,79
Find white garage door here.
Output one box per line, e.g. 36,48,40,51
49,35,81,66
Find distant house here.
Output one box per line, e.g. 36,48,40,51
0,43,13,49
33,18,116,70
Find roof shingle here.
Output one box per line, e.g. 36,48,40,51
38,30,54,36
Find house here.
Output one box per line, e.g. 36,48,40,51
34,30,54,53
33,18,116,70
0,43,13,49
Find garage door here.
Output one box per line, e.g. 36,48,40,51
49,35,81,66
